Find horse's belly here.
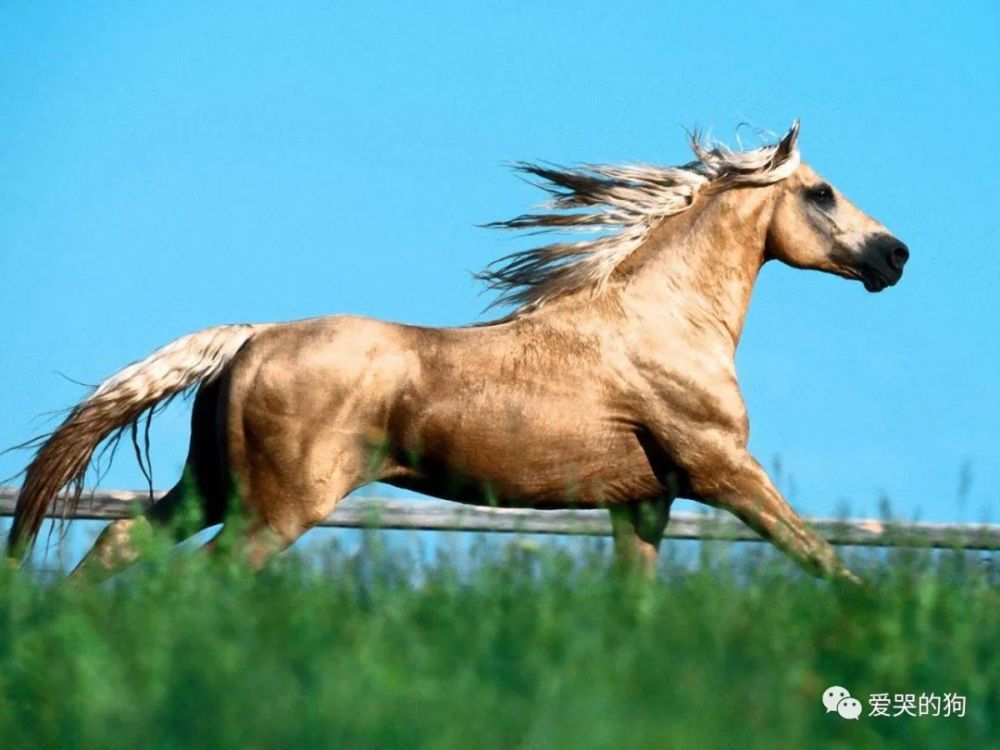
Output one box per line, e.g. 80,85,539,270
388,404,665,507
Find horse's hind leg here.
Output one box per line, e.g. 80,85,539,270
71,381,228,580
212,327,396,570
71,480,208,579
203,465,361,570
212,402,372,569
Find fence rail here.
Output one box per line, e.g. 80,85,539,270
1,487,998,549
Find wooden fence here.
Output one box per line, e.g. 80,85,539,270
1,487,998,549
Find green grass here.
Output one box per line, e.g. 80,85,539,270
0,534,998,749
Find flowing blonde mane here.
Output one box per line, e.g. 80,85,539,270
479,122,801,313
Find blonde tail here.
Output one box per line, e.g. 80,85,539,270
7,323,266,558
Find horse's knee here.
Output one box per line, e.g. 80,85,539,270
633,497,671,541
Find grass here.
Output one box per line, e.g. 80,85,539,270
0,532,997,749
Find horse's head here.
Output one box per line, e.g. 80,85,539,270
765,131,909,293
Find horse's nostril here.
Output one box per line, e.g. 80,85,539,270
889,243,909,270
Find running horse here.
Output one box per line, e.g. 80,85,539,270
7,123,909,581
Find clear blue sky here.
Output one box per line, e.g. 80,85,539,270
1,1,998,554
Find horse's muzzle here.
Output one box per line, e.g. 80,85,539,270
860,233,908,292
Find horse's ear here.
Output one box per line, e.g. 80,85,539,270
773,121,800,164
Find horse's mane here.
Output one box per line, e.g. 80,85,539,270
478,122,801,313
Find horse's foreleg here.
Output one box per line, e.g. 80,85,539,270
700,455,859,584
608,496,672,579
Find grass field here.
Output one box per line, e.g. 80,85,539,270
0,532,997,749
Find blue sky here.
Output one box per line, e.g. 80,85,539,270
1,1,998,556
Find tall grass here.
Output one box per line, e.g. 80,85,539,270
0,532,997,749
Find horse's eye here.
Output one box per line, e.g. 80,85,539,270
807,183,835,206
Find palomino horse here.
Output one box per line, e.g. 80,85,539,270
8,123,908,581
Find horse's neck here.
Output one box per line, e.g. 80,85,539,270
620,189,772,350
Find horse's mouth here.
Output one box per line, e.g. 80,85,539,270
862,268,901,293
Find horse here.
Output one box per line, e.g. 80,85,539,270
7,122,909,582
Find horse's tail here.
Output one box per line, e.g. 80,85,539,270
6,323,267,559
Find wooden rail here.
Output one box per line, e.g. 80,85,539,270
1,487,998,549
